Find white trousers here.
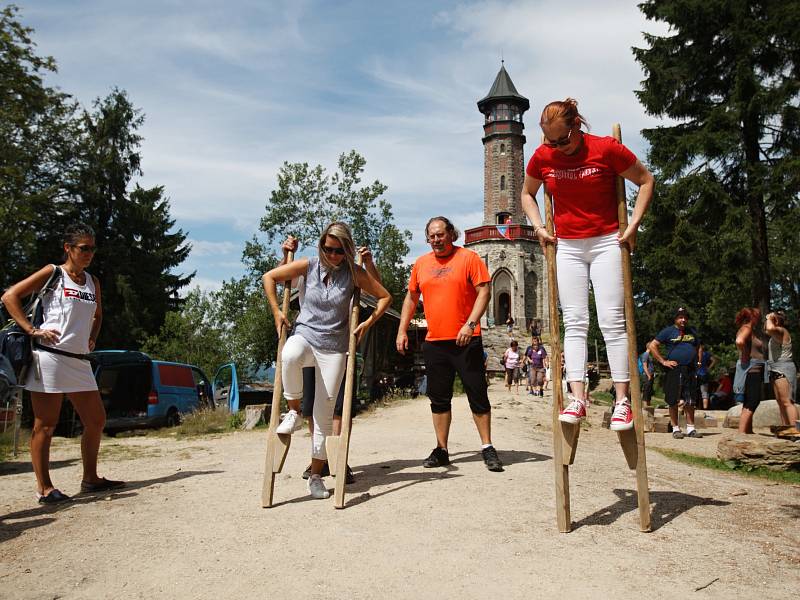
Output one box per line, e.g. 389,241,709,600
556,233,629,383
281,334,346,460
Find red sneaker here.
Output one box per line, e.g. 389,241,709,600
610,401,634,431
559,396,587,424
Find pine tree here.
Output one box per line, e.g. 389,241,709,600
633,0,800,344
69,90,192,347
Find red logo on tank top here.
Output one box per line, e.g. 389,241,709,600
64,288,96,302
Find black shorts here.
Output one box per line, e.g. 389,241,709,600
743,371,763,412
663,365,696,407
423,337,491,415
301,367,347,418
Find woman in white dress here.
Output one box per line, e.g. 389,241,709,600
2,223,122,503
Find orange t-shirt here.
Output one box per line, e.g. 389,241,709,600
408,247,491,341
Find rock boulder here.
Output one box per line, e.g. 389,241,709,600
717,433,800,471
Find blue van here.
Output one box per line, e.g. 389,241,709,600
90,351,213,433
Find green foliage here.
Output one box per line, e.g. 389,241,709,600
71,91,193,348
0,5,80,289
1,8,193,348
256,150,411,308
212,272,280,374
633,0,800,352
140,288,228,380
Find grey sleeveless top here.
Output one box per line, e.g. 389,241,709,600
292,255,355,353
768,337,793,363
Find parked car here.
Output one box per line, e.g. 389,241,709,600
91,351,213,434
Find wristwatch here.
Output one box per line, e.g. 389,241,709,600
466,321,477,330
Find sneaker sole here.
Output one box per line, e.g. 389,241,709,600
558,414,583,424
609,422,634,431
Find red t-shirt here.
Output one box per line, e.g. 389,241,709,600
526,133,637,238
408,247,491,341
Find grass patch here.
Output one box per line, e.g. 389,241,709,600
171,408,241,438
652,447,800,484
591,390,614,406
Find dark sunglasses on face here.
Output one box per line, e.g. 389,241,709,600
73,244,97,254
322,245,345,256
544,127,573,148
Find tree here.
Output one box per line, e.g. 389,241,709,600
140,288,228,380
69,90,193,348
632,0,800,347
256,150,411,307
0,5,79,288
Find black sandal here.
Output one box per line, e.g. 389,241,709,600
37,489,71,504
80,477,125,493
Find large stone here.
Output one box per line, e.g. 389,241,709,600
723,400,784,429
717,433,800,471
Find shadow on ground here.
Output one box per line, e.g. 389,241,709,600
0,469,222,543
572,488,731,532
0,458,80,476
328,448,550,508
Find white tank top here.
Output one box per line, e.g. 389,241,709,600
38,267,98,354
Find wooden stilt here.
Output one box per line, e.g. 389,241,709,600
326,260,362,509
261,251,294,508
543,184,572,533
613,123,652,532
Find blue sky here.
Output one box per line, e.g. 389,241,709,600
21,1,670,291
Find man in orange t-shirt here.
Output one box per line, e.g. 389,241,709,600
396,216,502,472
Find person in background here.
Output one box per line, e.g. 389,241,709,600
733,307,767,435
697,348,718,410
648,307,703,439
525,337,549,397
638,348,654,406
765,311,798,427
502,340,522,394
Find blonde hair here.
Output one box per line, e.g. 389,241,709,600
539,97,590,131
318,222,356,280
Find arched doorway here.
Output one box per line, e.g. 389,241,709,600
492,269,514,325
498,292,511,325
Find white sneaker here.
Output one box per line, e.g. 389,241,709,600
307,474,330,499
275,410,302,434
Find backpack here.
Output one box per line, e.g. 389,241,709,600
0,265,62,384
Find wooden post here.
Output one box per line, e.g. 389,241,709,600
326,259,362,509
612,123,652,532
543,183,576,533
261,251,294,508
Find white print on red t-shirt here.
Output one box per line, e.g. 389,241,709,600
548,167,601,180
64,288,97,303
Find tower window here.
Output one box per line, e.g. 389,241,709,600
500,175,506,190
500,143,505,155
497,212,511,224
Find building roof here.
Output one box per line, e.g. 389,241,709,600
477,63,530,112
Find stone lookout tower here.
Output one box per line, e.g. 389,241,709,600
464,63,549,363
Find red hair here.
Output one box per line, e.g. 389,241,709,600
734,307,761,329
539,98,590,130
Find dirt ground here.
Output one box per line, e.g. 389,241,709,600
1,381,798,600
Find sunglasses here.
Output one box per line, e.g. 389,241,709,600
73,244,97,254
544,127,573,148
322,245,345,256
